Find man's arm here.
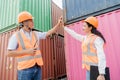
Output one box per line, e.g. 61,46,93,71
46,17,62,37
7,48,37,57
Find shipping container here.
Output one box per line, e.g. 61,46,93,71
63,0,120,24
19,0,52,32
64,9,120,80
53,35,66,79
40,37,55,80
0,28,18,80
0,0,19,33
0,0,52,33
64,22,86,80
52,2,64,36
41,35,66,80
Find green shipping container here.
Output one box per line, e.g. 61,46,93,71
0,0,52,33
0,0,19,33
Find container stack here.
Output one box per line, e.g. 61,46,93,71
52,2,64,36
63,0,120,80
0,0,66,80
51,2,66,79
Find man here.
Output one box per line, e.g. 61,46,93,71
7,11,62,80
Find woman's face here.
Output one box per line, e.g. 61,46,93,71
82,22,92,34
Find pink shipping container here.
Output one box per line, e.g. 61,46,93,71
64,9,120,80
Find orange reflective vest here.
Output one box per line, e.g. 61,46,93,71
16,31,43,70
82,34,98,71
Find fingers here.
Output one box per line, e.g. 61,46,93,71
33,48,37,53
97,75,105,80
32,48,37,54
58,16,63,23
30,50,36,55
33,47,37,50
58,17,64,26
60,16,63,19
33,50,37,52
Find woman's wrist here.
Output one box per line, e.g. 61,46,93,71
99,74,104,76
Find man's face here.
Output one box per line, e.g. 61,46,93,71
23,19,34,29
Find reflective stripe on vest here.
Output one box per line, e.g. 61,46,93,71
83,38,97,56
82,35,98,69
17,54,42,62
82,61,98,66
17,31,39,50
83,52,97,56
17,31,40,62
17,32,26,50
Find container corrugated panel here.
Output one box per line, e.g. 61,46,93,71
64,9,120,80
0,0,51,33
0,28,18,80
53,35,66,78
0,0,19,33
52,2,64,36
64,22,86,80
40,38,55,80
63,0,120,24
19,0,52,32
41,35,66,79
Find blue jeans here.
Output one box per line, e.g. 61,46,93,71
18,65,42,80
86,70,90,80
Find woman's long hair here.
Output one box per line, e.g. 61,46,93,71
86,22,106,43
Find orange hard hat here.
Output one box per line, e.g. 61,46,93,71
84,16,98,28
18,11,33,23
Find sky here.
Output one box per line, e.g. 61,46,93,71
52,0,63,9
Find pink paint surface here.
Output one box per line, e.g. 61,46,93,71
64,9,120,80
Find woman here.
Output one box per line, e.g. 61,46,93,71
63,16,106,80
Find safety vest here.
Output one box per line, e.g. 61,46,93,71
82,34,98,71
16,31,43,70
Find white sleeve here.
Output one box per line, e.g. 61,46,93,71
64,27,84,42
36,32,47,39
7,34,18,50
94,37,106,74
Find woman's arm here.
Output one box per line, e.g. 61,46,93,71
64,27,85,42
94,37,106,75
